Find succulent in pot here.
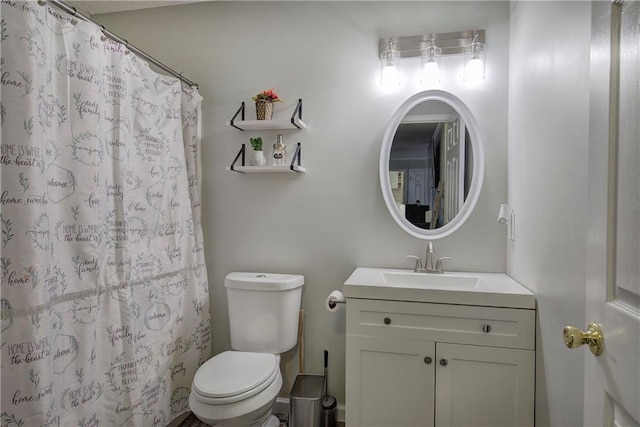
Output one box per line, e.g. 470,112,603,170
249,137,266,166
250,137,263,151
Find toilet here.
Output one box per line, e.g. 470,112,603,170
189,272,304,426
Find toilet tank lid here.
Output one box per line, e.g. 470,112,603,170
225,272,304,291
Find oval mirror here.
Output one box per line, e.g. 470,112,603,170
379,90,484,239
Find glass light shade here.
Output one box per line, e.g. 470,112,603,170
464,41,485,83
380,45,400,87
420,45,442,86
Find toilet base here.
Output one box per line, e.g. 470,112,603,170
191,411,279,427
263,414,280,427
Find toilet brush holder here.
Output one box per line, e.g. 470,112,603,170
321,349,337,427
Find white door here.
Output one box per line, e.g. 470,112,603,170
442,118,465,224
581,2,640,425
408,169,428,206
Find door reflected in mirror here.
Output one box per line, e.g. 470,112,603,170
390,101,474,229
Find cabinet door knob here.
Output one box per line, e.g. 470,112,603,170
424,356,432,364
482,324,492,333
439,359,448,366
384,317,392,325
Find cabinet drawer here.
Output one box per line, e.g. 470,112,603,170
346,299,535,350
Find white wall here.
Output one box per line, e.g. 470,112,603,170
507,2,591,426
96,1,510,405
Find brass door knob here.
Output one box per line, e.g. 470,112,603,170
563,323,603,356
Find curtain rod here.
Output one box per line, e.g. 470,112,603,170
39,0,199,88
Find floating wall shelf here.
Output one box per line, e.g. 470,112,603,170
227,165,307,173
227,143,305,173
228,98,306,131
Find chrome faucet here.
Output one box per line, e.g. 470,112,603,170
406,241,452,274
425,241,434,271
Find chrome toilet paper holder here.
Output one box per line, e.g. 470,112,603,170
327,297,345,310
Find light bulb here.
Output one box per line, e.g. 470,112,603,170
421,60,440,85
381,63,400,87
465,56,484,83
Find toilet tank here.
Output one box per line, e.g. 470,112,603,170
225,272,304,353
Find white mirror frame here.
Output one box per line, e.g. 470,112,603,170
379,90,485,240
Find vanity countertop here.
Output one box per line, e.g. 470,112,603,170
343,267,535,309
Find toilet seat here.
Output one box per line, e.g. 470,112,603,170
192,351,279,405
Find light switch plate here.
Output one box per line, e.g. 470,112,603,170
508,211,515,241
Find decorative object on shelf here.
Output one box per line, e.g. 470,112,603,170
272,134,287,166
249,137,266,166
252,88,282,120
255,100,274,120
228,99,306,131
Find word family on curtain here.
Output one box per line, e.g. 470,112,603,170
1,2,211,426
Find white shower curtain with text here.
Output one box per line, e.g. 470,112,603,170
1,2,211,426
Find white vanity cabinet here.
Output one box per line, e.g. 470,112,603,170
345,298,536,427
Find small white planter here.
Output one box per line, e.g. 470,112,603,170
250,150,266,166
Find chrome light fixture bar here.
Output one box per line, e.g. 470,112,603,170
379,30,485,59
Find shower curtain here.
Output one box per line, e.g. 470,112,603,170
1,2,211,426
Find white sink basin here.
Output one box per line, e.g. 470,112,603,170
344,267,535,309
382,271,482,289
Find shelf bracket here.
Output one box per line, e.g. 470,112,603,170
229,102,246,130
290,142,302,172
290,99,303,129
230,143,246,171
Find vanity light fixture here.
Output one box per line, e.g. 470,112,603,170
379,29,485,87
420,35,442,86
380,40,401,88
464,33,486,83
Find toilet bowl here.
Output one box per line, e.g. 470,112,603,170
189,272,304,427
189,351,282,426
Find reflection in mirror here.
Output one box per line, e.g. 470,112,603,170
389,101,474,229
379,90,484,240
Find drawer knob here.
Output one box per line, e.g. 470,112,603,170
384,317,392,325
482,324,492,333
439,359,448,366
424,356,432,364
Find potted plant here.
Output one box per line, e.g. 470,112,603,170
252,88,282,120
249,137,266,166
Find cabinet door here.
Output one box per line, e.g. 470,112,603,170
435,343,535,427
346,336,435,427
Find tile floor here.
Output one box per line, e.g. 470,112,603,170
178,411,344,427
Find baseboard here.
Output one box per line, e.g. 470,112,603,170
274,397,345,423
